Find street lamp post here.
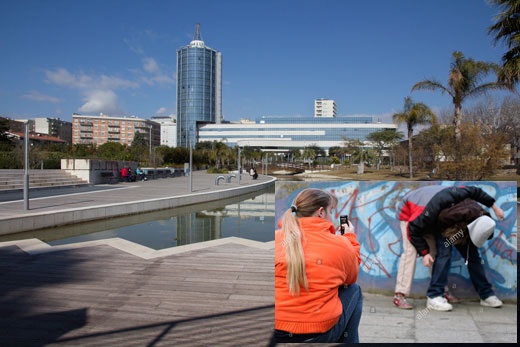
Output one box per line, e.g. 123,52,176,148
236,140,250,183
148,125,152,166
23,121,29,210
238,145,241,184
189,139,193,192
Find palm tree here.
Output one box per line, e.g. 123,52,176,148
488,0,520,89
392,97,436,178
212,140,229,169
351,146,375,174
302,147,316,167
411,51,503,179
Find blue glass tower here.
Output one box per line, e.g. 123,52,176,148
176,23,222,147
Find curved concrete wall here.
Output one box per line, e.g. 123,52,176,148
275,181,517,300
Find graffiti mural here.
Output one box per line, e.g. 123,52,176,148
275,181,517,300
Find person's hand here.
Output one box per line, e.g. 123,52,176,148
341,220,355,234
422,254,434,267
492,203,505,221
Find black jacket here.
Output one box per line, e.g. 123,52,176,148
405,186,496,256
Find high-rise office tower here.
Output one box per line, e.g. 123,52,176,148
176,23,222,147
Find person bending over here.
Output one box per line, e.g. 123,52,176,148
394,185,504,311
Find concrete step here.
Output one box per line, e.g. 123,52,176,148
0,180,87,188
0,178,87,185
0,170,89,192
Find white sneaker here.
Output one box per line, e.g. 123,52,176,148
427,296,453,311
480,295,503,308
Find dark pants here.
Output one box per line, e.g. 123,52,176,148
427,233,494,300
275,283,363,343
454,241,494,299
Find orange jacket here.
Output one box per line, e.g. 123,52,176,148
275,217,361,334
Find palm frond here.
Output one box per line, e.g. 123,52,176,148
412,79,452,97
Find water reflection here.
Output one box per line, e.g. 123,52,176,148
40,185,275,250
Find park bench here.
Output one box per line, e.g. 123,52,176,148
100,171,119,184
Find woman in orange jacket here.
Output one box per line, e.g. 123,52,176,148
274,188,363,343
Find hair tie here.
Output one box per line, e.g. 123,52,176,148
291,205,297,213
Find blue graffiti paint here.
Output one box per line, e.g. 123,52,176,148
275,181,517,299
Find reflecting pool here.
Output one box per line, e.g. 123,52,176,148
3,185,275,250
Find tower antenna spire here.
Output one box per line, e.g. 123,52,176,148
190,23,205,47
193,23,202,41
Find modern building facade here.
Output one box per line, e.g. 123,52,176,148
151,115,177,147
34,117,72,144
314,99,337,118
72,113,160,147
198,115,397,153
176,23,222,148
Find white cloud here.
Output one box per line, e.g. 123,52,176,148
141,57,175,86
44,61,174,116
156,107,167,114
143,57,160,74
99,75,139,89
22,91,61,103
45,68,93,89
45,68,137,90
78,90,120,114
44,68,138,114
151,74,175,84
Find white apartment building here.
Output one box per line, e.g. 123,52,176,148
151,115,177,147
314,99,337,118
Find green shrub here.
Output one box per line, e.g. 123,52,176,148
0,152,22,169
207,166,228,174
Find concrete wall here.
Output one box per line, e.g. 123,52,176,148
275,181,518,300
61,159,137,184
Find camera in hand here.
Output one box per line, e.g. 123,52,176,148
340,215,349,235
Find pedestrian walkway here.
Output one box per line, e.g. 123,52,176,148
358,292,517,344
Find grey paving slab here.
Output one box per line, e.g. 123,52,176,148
416,327,485,343
353,291,517,344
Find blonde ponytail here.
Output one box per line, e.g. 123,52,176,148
281,188,337,296
282,208,308,296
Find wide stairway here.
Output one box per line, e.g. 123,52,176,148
0,169,89,192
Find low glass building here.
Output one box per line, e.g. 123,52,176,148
198,115,397,152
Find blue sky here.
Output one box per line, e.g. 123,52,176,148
0,0,508,123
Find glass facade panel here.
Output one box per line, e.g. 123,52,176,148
198,116,397,150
